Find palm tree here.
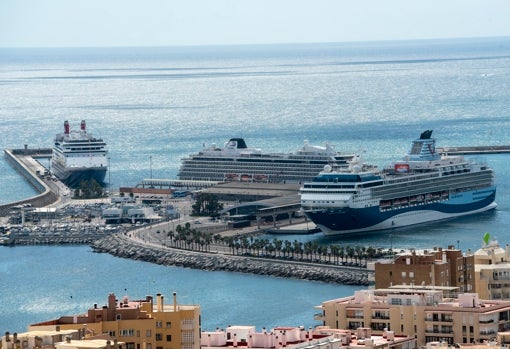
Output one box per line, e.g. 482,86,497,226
330,244,340,264
338,246,345,264
284,240,292,258
346,246,355,264
167,230,175,247
274,239,283,258
293,240,303,260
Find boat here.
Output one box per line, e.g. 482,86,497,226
51,120,108,188
300,130,497,236
178,138,356,183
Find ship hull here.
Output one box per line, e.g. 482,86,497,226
51,160,107,188
305,187,497,236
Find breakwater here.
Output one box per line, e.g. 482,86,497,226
92,233,370,285
1,149,58,216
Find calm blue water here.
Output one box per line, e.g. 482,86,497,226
1,37,510,332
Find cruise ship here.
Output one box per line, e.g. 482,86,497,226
178,138,356,183
300,130,497,236
51,120,108,188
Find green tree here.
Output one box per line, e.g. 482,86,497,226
191,192,224,216
73,179,104,199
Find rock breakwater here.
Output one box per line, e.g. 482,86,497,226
92,233,370,285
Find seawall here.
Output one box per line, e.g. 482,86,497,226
1,149,58,216
92,233,370,285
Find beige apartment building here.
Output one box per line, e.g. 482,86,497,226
1,329,82,349
27,292,200,349
315,288,510,347
473,241,510,300
374,241,510,300
374,246,475,292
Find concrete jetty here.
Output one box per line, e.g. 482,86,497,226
1,148,59,216
437,145,510,155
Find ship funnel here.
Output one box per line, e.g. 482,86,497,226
81,120,86,131
64,120,70,134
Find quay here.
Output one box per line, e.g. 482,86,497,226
1,147,59,216
437,145,510,155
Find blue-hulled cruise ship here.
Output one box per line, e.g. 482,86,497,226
300,130,497,236
51,120,108,188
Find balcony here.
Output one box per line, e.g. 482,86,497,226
372,315,390,320
425,317,453,323
425,329,453,336
314,313,325,321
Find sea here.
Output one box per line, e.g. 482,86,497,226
1,37,510,333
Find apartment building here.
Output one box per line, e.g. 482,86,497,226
315,288,510,346
201,325,416,349
1,328,82,349
374,246,475,292
374,241,510,300
473,241,510,300
27,292,200,349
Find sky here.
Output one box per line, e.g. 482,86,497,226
0,0,510,48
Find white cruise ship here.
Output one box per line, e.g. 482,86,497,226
300,130,497,236
51,120,108,188
178,138,356,183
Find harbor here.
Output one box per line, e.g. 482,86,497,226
1,38,510,335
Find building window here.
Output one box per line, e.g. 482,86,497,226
146,330,151,338
166,322,172,329
402,272,406,278
156,333,163,341
109,331,116,337
166,335,172,342
409,272,414,278
120,329,135,337
156,321,162,328
126,343,135,349
116,314,122,320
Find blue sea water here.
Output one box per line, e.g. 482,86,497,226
1,37,510,332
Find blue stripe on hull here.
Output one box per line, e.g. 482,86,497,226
306,188,496,236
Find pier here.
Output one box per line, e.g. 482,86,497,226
437,145,510,155
1,148,59,216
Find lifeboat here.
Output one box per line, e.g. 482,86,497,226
225,173,239,181
240,174,252,182
253,174,268,182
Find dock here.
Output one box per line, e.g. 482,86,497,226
1,147,60,216
437,145,510,155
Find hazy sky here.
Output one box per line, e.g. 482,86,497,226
1,0,509,47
